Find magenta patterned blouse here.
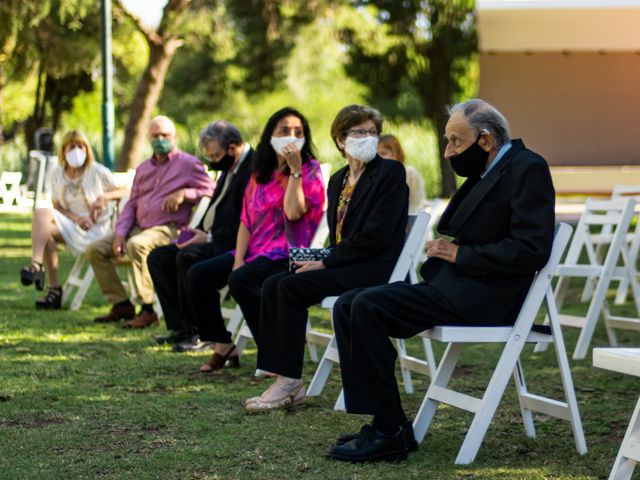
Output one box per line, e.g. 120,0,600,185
239,158,325,262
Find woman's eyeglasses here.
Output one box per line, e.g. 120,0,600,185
345,128,378,138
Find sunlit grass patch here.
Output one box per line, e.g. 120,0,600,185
1,212,640,479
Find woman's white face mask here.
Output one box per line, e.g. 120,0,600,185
65,147,87,168
270,136,305,156
344,136,378,163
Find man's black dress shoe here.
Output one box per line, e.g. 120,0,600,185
327,424,408,463
154,330,190,345
172,335,214,352
335,420,418,452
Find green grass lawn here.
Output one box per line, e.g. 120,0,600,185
1,212,640,479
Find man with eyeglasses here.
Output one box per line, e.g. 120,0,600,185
327,99,555,463
147,120,253,350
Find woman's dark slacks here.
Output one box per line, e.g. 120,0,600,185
256,265,391,379
187,253,287,344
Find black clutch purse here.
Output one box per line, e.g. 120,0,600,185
289,247,331,272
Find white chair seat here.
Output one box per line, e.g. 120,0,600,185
424,325,552,343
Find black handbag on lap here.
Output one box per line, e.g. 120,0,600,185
288,247,331,272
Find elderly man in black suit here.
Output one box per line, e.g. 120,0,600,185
147,120,253,350
327,99,556,463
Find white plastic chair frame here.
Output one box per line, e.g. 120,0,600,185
536,197,640,360
582,184,640,306
0,171,26,208
306,211,434,410
413,223,587,465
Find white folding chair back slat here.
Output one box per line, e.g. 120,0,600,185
306,212,434,409
413,223,586,465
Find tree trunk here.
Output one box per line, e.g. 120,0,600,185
428,49,457,198
116,39,181,171
434,110,457,197
0,65,4,146
25,67,46,151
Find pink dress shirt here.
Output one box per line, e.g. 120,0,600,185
115,150,214,237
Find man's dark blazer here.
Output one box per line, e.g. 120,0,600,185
420,139,555,324
323,155,408,288
197,148,253,250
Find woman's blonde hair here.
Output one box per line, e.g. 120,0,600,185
58,130,94,168
378,134,405,163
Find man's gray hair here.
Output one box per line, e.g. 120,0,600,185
448,99,510,147
199,120,243,150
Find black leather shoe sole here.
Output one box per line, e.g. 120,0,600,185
35,301,61,310
336,424,418,452
326,448,407,463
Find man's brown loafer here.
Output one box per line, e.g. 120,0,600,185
123,310,159,329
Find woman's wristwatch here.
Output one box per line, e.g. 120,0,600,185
291,171,302,179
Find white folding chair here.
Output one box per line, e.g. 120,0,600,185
413,223,586,464
233,210,331,358
306,211,434,409
0,172,26,209
582,184,640,306
537,198,640,360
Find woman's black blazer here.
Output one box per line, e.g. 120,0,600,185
323,155,408,284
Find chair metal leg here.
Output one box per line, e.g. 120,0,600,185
573,273,612,359
234,321,253,356
225,306,244,339
333,388,345,411
396,338,415,394
608,396,640,480
512,360,536,439
547,290,587,455
307,334,339,397
70,266,94,311
413,342,463,443
306,321,320,363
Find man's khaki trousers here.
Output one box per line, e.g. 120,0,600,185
85,225,178,305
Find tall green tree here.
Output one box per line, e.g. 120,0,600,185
0,0,101,149
338,0,477,196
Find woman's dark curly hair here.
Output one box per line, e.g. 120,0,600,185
253,107,317,184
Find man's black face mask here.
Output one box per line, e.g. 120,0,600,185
208,153,235,171
449,133,489,178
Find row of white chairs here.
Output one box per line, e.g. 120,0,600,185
222,214,591,465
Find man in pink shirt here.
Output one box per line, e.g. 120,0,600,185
87,115,214,328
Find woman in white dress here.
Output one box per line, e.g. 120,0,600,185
20,130,126,309
377,134,427,214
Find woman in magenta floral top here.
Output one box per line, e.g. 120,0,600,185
192,107,325,373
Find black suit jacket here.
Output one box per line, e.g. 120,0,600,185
420,139,555,324
323,156,408,286
199,148,253,250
